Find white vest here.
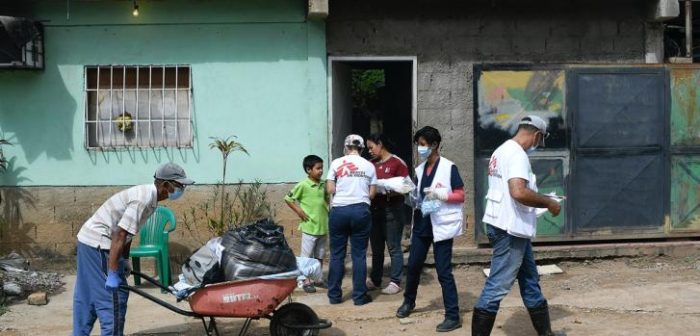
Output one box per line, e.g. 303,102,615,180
415,157,465,242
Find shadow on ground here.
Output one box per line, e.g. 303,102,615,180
499,305,573,336
131,318,346,336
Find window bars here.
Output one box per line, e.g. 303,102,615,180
84,65,193,149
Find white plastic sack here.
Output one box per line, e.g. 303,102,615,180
377,176,416,194
205,237,225,264
295,257,322,282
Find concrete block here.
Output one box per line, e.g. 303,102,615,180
545,37,582,56
515,18,551,38
477,17,517,38
613,36,644,54
548,19,585,38
581,37,615,55
618,20,644,36
473,37,513,58
512,36,547,56
34,223,75,245
417,89,454,109
450,108,470,126
27,292,49,305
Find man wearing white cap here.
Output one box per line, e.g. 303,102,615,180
326,134,377,305
472,116,561,336
72,163,194,336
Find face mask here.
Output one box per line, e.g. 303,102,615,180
527,133,541,155
526,146,537,155
168,186,184,201
417,146,432,160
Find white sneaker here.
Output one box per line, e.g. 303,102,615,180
366,279,380,290
381,282,402,295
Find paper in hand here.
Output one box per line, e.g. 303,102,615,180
535,192,565,217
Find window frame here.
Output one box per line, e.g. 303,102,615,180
83,64,193,150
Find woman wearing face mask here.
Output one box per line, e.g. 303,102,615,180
365,134,409,295
395,126,465,333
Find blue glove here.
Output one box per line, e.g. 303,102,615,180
105,271,121,291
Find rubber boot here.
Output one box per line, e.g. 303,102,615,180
471,308,497,336
527,301,555,336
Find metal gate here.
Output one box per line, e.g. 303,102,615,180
670,66,700,233
473,66,685,243
568,68,668,238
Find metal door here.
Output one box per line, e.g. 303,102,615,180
569,68,668,237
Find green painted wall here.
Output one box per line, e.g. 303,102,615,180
0,0,328,186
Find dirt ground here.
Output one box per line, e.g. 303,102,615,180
1,255,699,336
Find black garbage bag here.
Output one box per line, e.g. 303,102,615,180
220,218,297,280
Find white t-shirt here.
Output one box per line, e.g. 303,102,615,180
77,184,158,249
482,140,539,239
327,154,377,207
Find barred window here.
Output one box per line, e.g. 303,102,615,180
84,65,192,149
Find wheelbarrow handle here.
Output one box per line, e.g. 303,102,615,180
130,270,173,293
120,284,200,318
130,270,203,301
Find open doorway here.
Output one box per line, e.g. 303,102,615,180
328,57,416,171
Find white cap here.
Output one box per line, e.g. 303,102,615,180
344,134,365,148
519,115,549,136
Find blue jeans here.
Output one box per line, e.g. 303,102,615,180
475,224,546,314
403,233,459,320
327,203,372,304
370,204,406,285
73,242,129,336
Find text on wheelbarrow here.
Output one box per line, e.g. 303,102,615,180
222,292,254,303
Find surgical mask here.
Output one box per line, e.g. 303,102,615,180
527,145,538,155
417,146,432,160
168,187,184,201
527,133,541,155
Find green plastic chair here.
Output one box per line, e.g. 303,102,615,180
130,206,176,289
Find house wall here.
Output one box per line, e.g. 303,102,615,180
0,0,326,258
326,0,658,246
0,0,327,186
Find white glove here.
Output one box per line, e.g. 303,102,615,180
425,188,449,202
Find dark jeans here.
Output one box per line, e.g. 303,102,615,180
475,224,546,313
327,203,372,304
403,234,460,320
370,204,406,285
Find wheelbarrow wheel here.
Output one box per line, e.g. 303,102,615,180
270,302,320,336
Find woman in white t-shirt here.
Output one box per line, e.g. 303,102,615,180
325,134,378,306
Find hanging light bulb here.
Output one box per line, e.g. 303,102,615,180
132,1,139,17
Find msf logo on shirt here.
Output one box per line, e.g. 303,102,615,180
336,160,359,177
488,156,501,178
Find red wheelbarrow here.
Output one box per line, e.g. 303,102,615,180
124,271,332,336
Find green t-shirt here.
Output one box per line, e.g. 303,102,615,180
285,178,329,235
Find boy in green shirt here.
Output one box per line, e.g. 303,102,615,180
285,155,329,293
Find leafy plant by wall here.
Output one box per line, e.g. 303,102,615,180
182,135,272,241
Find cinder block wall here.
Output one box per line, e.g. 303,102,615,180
0,184,301,264
326,0,653,245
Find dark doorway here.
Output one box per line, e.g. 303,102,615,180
329,58,415,170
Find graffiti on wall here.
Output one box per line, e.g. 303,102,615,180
477,70,566,149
